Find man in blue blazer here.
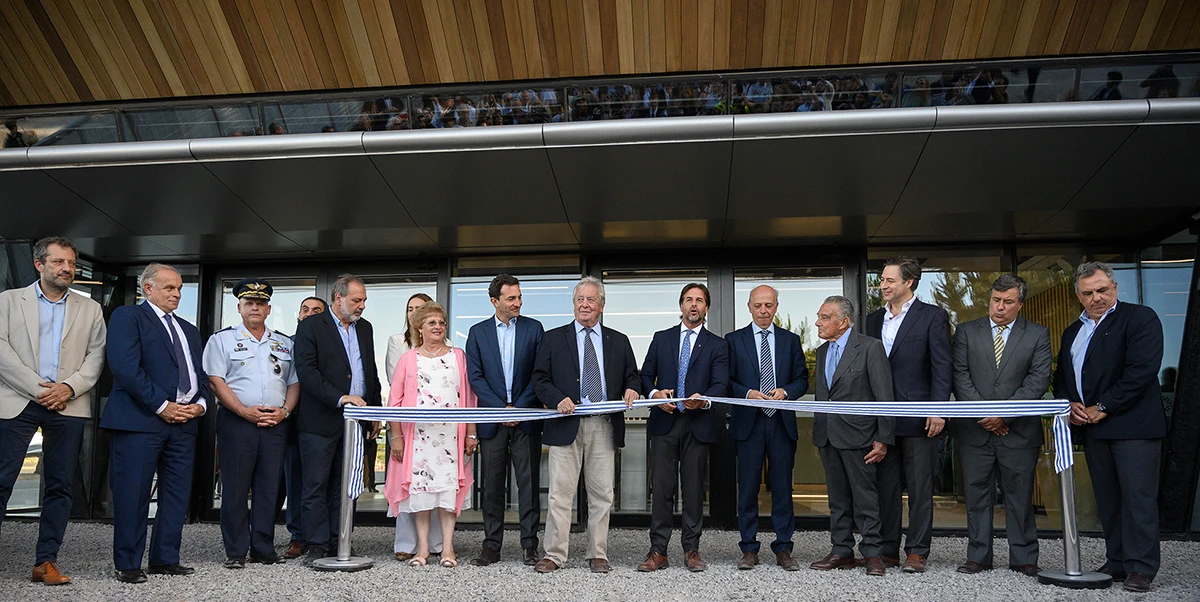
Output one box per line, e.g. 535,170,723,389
100,263,210,584
727,285,808,571
637,283,729,573
466,274,545,567
1055,262,1166,594
864,256,952,574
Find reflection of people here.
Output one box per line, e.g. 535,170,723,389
0,237,106,586
386,303,478,568
638,283,729,573
466,275,545,567
727,285,809,571
949,275,1051,578
1140,65,1180,99
204,279,298,569
1056,262,1166,594
532,277,640,574
293,274,382,566
280,296,327,559
864,256,952,574
1090,71,1123,101
811,296,893,576
102,263,210,583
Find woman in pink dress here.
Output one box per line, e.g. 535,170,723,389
385,302,478,567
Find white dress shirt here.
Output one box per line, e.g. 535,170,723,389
146,301,205,415
881,296,916,357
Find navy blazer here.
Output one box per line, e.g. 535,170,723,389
1053,302,1166,440
293,311,382,438
100,301,210,434
465,315,545,439
865,299,952,437
532,322,640,448
641,324,729,444
726,324,809,442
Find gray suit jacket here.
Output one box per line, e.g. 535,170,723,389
0,283,107,419
950,315,1052,449
813,329,895,450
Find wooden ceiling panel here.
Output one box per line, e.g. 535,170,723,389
2,0,1197,107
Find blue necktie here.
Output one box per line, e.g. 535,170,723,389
581,327,603,403
165,314,191,399
676,329,692,412
825,341,840,392
759,330,776,417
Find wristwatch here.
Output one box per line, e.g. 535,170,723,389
282,407,291,419
1095,403,1107,413
467,434,478,440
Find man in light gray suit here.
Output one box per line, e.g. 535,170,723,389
950,274,1052,577
809,295,894,576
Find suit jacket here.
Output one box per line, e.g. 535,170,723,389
99,301,210,434
865,299,952,437
0,283,107,419
294,310,382,438
813,329,895,449
641,324,730,444
950,316,1052,448
465,315,545,439
726,324,809,442
532,322,640,448
1053,302,1166,440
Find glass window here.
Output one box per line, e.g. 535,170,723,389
903,66,1075,106
568,81,719,119
866,249,1010,331
740,72,901,113
1140,230,1195,423
218,278,318,334
414,88,563,128
1081,63,1200,101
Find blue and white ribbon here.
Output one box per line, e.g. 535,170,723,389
342,398,1073,499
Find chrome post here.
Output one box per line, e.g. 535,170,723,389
1037,463,1110,589
311,417,374,572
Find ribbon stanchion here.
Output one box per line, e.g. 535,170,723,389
310,417,374,573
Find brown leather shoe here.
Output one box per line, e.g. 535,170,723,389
637,551,669,572
737,552,759,570
1009,564,1039,577
775,550,800,571
471,547,500,567
589,558,612,573
395,552,414,561
1123,572,1151,593
902,553,927,573
284,541,304,559
684,551,707,572
864,556,886,576
534,558,559,573
810,553,856,571
32,562,71,586
956,560,992,574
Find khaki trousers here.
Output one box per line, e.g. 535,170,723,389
543,416,615,565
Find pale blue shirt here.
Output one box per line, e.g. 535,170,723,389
1071,301,1119,405
825,327,852,388
575,321,607,403
202,324,299,408
991,318,1014,345
496,315,517,404
145,301,205,414
35,282,68,384
331,310,365,397
753,323,777,375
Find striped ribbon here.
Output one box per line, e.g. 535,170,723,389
342,398,1073,500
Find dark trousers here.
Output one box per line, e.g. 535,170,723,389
109,426,195,571
217,409,287,559
819,444,882,558
877,435,938,558
650,416,710,554
1083,433,1161,580
362,424,377,492
736,411,796,554
276,429,304,544
960,442,1039,567
0,401,85,564
479,425,542,552
298,430,345,552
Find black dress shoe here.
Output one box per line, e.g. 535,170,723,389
224,557,245,569
471,547,500,566
523,547,539,566
115,569,147,584
1096,564,1127,582
956,560,992,574
302,547,326,567
249,553,285,565
1123,572,1151,593
148,563,195,576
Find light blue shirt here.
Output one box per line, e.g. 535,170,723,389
35,282,68,383
496,316,517,404
991,319,1014,346
1071,301,1119,405
331,310,365,397
753,323,777,381
825,327,852,389
575,321,607,403
202,324,299,408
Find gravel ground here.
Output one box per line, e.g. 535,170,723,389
1,521,1198,601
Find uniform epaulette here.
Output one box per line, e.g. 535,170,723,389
216,326,234,332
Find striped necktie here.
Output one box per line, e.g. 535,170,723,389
994,323,1007,368
676,329,692,412
581,327,603,403
759,330,776,417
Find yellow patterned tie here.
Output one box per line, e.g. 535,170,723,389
994,324,1007,368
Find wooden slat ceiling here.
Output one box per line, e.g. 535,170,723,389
2,0,1199,108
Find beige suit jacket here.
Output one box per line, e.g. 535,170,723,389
0,283,107,419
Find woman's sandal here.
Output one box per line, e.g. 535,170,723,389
440,556,458,568
408,556,427,567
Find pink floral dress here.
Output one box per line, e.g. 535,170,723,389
396,353,468,512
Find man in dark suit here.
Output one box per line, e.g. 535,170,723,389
636,283,729,573
810,295,893,576
466,274,545,567
100,263,210,583
293,274,382,566
950,274,1052,577
531,276,639,574
727,285,809,571
864,256,951,573
1055,262,1166,594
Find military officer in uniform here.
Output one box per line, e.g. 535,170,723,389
203,278,299,568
